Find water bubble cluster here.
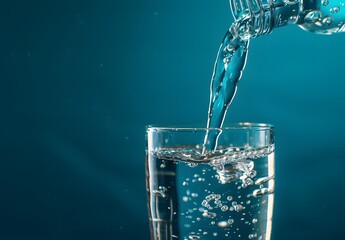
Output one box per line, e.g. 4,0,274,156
150,145,275,240
223,43,237,65
330,6,340,14
253,188,273,197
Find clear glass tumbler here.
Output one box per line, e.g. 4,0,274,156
146,123,275,240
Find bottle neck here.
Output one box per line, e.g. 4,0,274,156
229,0,301,38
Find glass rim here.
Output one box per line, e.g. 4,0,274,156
146,122,274,131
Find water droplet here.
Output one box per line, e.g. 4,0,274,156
304,10,322,23
183,196,189,202
322,0,329,6
252,218,258,224
211,221,216,225
213,232,218,237
322,16,333,25
228,219,235,225
191,193,198,197
227,196,233,201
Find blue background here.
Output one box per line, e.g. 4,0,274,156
1,0,345,239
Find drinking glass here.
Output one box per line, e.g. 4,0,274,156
146,123,274,240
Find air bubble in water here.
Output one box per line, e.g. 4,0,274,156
218,221,229,228
322,16,333,25
202,211,217,218
223,58,231,64
330,6,340,14
304,10,322,23
288,16,298,24
227,196,233,201
253,188,273,197
252,218,258,224
249,234,256,239
234,204,243,212
322,0,329,6
221,205,229,211
188,235,200,240
188,162,198,168
206,194,215,201
228,219,235,225
249,170,257,178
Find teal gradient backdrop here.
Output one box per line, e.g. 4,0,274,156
1,0,345,239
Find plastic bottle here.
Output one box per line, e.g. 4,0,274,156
229,0,345,38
